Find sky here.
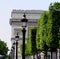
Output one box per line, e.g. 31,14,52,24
0,0,60,50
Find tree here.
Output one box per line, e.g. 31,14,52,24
30,27,37,58
49,2,60,49
48,2,60,59
36,12,48,51
36,12,48,59
0,40,8,58
26,27,37,56
36,2,60,59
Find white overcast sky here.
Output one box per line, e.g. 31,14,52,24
0,0,60,50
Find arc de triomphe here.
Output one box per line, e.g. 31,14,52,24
9,10,44,59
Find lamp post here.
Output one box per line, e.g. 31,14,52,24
21,13,28,59
15,33,19,59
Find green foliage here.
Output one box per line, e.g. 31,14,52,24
49,2,60,50
26,27,37,55
30,27,37,54
0,40,8,56
46,12,53,48
20,43,31,56
36,2,60,51
20,44,22,55
49,2,60,11
36,12,48,51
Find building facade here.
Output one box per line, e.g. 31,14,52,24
9,10,45,59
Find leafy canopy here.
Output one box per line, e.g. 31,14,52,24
0,40,8,55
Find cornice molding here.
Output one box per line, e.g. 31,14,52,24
12,10,45,14
10,18,37,25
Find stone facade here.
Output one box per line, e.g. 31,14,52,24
9,10,45,59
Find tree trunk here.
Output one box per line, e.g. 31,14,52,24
56,50,57,59
51,51,52,59
33,54,35,59
36,52,38,59
45,51,47,59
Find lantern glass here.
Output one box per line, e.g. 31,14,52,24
15,37,19,41
22,22,27,28
21,13,28,28
15,33,19,41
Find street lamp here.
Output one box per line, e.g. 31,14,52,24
15,33,19,59
21,13,28,59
